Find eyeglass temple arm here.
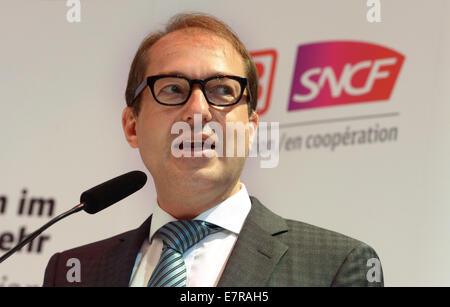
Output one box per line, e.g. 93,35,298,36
133,79,148,101
246,84,253,107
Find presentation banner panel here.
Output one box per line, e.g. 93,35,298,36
0,0,449,286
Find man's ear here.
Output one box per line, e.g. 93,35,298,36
248,111,259,152
122,107,138,148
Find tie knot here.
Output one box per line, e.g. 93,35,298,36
157,220,221,253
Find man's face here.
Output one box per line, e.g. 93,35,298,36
122,29,258,203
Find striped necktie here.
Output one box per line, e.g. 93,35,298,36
147,220,221,287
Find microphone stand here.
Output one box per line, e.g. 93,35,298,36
0,203,85,264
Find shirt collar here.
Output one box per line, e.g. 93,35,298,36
149,183,251,242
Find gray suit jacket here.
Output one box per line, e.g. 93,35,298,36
43,196,383,287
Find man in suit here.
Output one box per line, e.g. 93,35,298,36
43,13,383,287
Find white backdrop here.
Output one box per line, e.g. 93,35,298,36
0,0,449,286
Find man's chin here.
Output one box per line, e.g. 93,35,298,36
173,166,225,190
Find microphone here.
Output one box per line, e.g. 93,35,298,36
81,170,147,214
0,170,147,264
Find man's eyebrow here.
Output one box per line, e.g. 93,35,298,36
157,71,186,76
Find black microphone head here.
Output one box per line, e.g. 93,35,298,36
80,170,147,214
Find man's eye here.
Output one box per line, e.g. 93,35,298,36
162,85,182,94
213,86,234,96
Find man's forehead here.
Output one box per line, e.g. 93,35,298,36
145,28,244,75
151,32,226,56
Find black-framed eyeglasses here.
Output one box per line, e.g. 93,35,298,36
133,75,249,107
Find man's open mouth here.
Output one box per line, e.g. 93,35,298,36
179,141,216,151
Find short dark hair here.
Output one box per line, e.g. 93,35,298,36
125,12,258,117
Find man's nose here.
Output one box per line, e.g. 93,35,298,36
181,85,213,125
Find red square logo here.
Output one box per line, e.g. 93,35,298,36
251,49,277,116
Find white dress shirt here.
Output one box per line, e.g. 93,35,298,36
129,183,251,287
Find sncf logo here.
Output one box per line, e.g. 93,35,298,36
251,49,277,115
288,41,405,111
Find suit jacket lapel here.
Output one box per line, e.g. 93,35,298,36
217,197,289,287
94,215,152,286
